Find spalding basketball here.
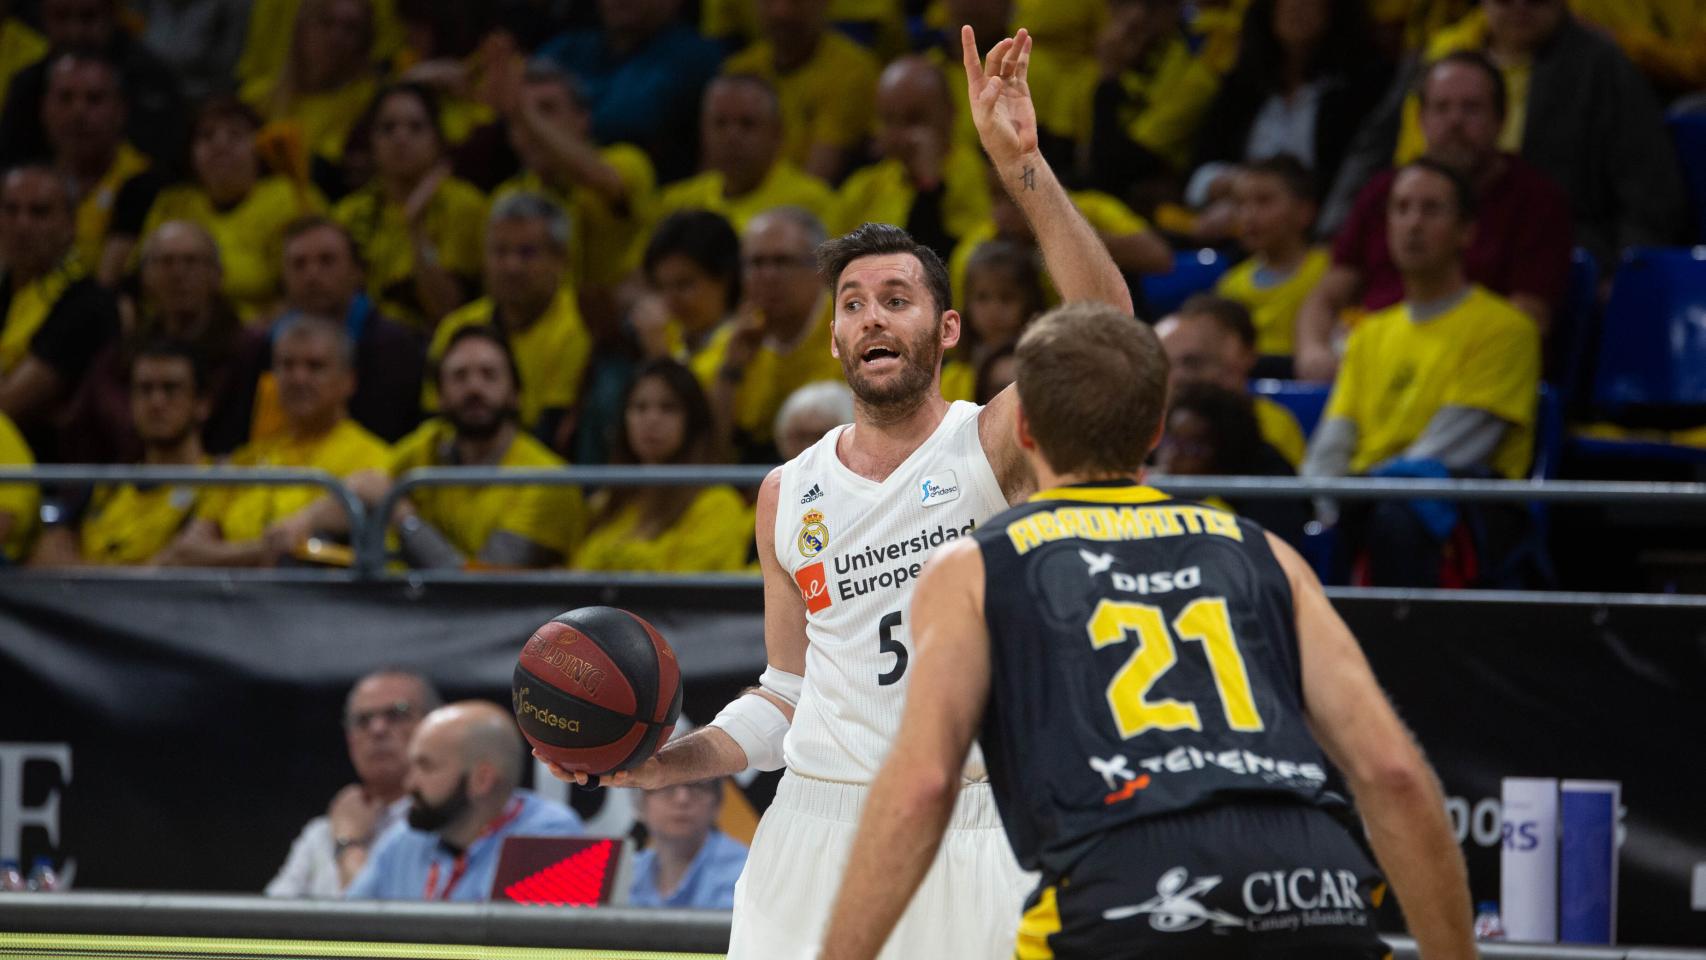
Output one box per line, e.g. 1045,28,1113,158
512,606,682,776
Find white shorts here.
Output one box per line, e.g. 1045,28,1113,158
727,771,1034,960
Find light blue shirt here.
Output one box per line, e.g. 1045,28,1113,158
344,791,583,902
627,830,748,909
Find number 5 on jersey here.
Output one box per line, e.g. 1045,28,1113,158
1087,597,1265,738
877,610,907,686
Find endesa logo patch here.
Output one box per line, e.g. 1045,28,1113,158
795,562,832,613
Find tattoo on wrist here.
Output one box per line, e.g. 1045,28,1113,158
1021,166,1036,192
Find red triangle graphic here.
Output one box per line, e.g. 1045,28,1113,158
503,839,615,906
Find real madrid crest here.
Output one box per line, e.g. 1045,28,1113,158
797,509,829,557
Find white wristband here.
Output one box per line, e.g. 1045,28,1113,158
710,691,791,772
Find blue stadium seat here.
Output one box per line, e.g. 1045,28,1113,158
1590,246,1706,414
1250,379,1331,438
1669,111,1706,243
1553,248,1598,408
1141,249,1230,317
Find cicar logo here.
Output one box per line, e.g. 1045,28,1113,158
795,562,831,613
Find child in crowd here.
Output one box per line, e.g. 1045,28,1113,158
940,240,1044,402
1214,154,1330,377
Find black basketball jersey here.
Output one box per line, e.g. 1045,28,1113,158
973,481,1341,875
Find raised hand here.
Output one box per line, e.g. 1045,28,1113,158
961,26,1038,171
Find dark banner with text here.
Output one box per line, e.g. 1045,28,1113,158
1,578,1702,944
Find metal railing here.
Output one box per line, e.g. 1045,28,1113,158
2,466,1703,580
2,892,1703,959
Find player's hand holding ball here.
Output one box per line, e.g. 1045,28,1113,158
513,606,682,789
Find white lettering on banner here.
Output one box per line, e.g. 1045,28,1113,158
1134,745,1327,785
0,743,74,882
1242,869,1365,915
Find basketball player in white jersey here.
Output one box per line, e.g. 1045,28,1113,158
540,27,1134,957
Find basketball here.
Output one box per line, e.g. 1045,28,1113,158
511,606,683,776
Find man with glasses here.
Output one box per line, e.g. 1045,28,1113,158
628,777,748,909
695,206,843,462
266,670,442,898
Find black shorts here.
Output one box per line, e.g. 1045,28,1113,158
1015,801,1392,960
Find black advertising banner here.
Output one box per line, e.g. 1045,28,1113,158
1,578,1702,945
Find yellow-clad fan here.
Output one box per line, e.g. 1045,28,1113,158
427,193,590,453
631,211,744,369
1214,156,1330,366
939,240,1044,404
831,57,988,260
168,315,389,567
138,98,325,324
694,208,842,463
1156,295,1308,469
239,0,389,165
653,74,835,233
333,83,487,332
34,341,211,566
723,0,882,182
384,326,584,569
572,359,752,574
702,0,908,59
0,407,36,564
492,60,656,319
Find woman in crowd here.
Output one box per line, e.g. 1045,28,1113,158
241,0,383,170
631,211,743,368
941,240,1043,403
130,98,325,324
333,82,488,332
1154,381,1307,547
571,359,751,573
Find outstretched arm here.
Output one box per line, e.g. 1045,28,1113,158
537,468,807,790
820,539,992,960
962,26,1131,315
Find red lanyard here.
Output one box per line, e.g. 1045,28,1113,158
422,799,523,900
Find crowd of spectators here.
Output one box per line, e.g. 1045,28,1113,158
0,0,1699,587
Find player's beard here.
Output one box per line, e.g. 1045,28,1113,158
408,775,472,832
840,320,941,417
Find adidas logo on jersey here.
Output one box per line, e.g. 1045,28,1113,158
800,484,824,504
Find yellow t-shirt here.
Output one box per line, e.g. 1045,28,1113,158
1570,0,1706,90
235,0,401,101
1052,33,1219,171
831,142,991,242
1013,0,1107,138
1393,11,1527,164
141,177,325,323
1324,285,1540,479
333,176,488,330
703,0,907,56
0,411,38,562
0,256,84,375
390,419,585,560
690,301,844,446
79,472,208,565
76,143,152,267
924,46,981,154
1254,396,1307,469
242,73,379,164
572,485,753,573
428,288,593,430
0,16,47,111
724,32,882,169
1214,248,1331,358
653,160,837,234
494,144,657,292
198,418,390,543
946,190,1148,310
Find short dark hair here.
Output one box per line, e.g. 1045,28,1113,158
1419,50,1507,121
1175,294,1257,349
281,215,364,270
816,222,954,320
129,338,207,394
1016,303,1169,475
436,324,521,393
644,210,743,311
366,81,445,150
1397,156,1477,221
1241,153,1316,202
963,239,1045,321
1166,381,1264,474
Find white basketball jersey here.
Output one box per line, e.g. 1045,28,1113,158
775,401,1009,783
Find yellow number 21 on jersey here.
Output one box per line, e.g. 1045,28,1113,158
1086,597,1265,739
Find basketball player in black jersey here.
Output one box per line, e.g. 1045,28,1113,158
820,304,1474,960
